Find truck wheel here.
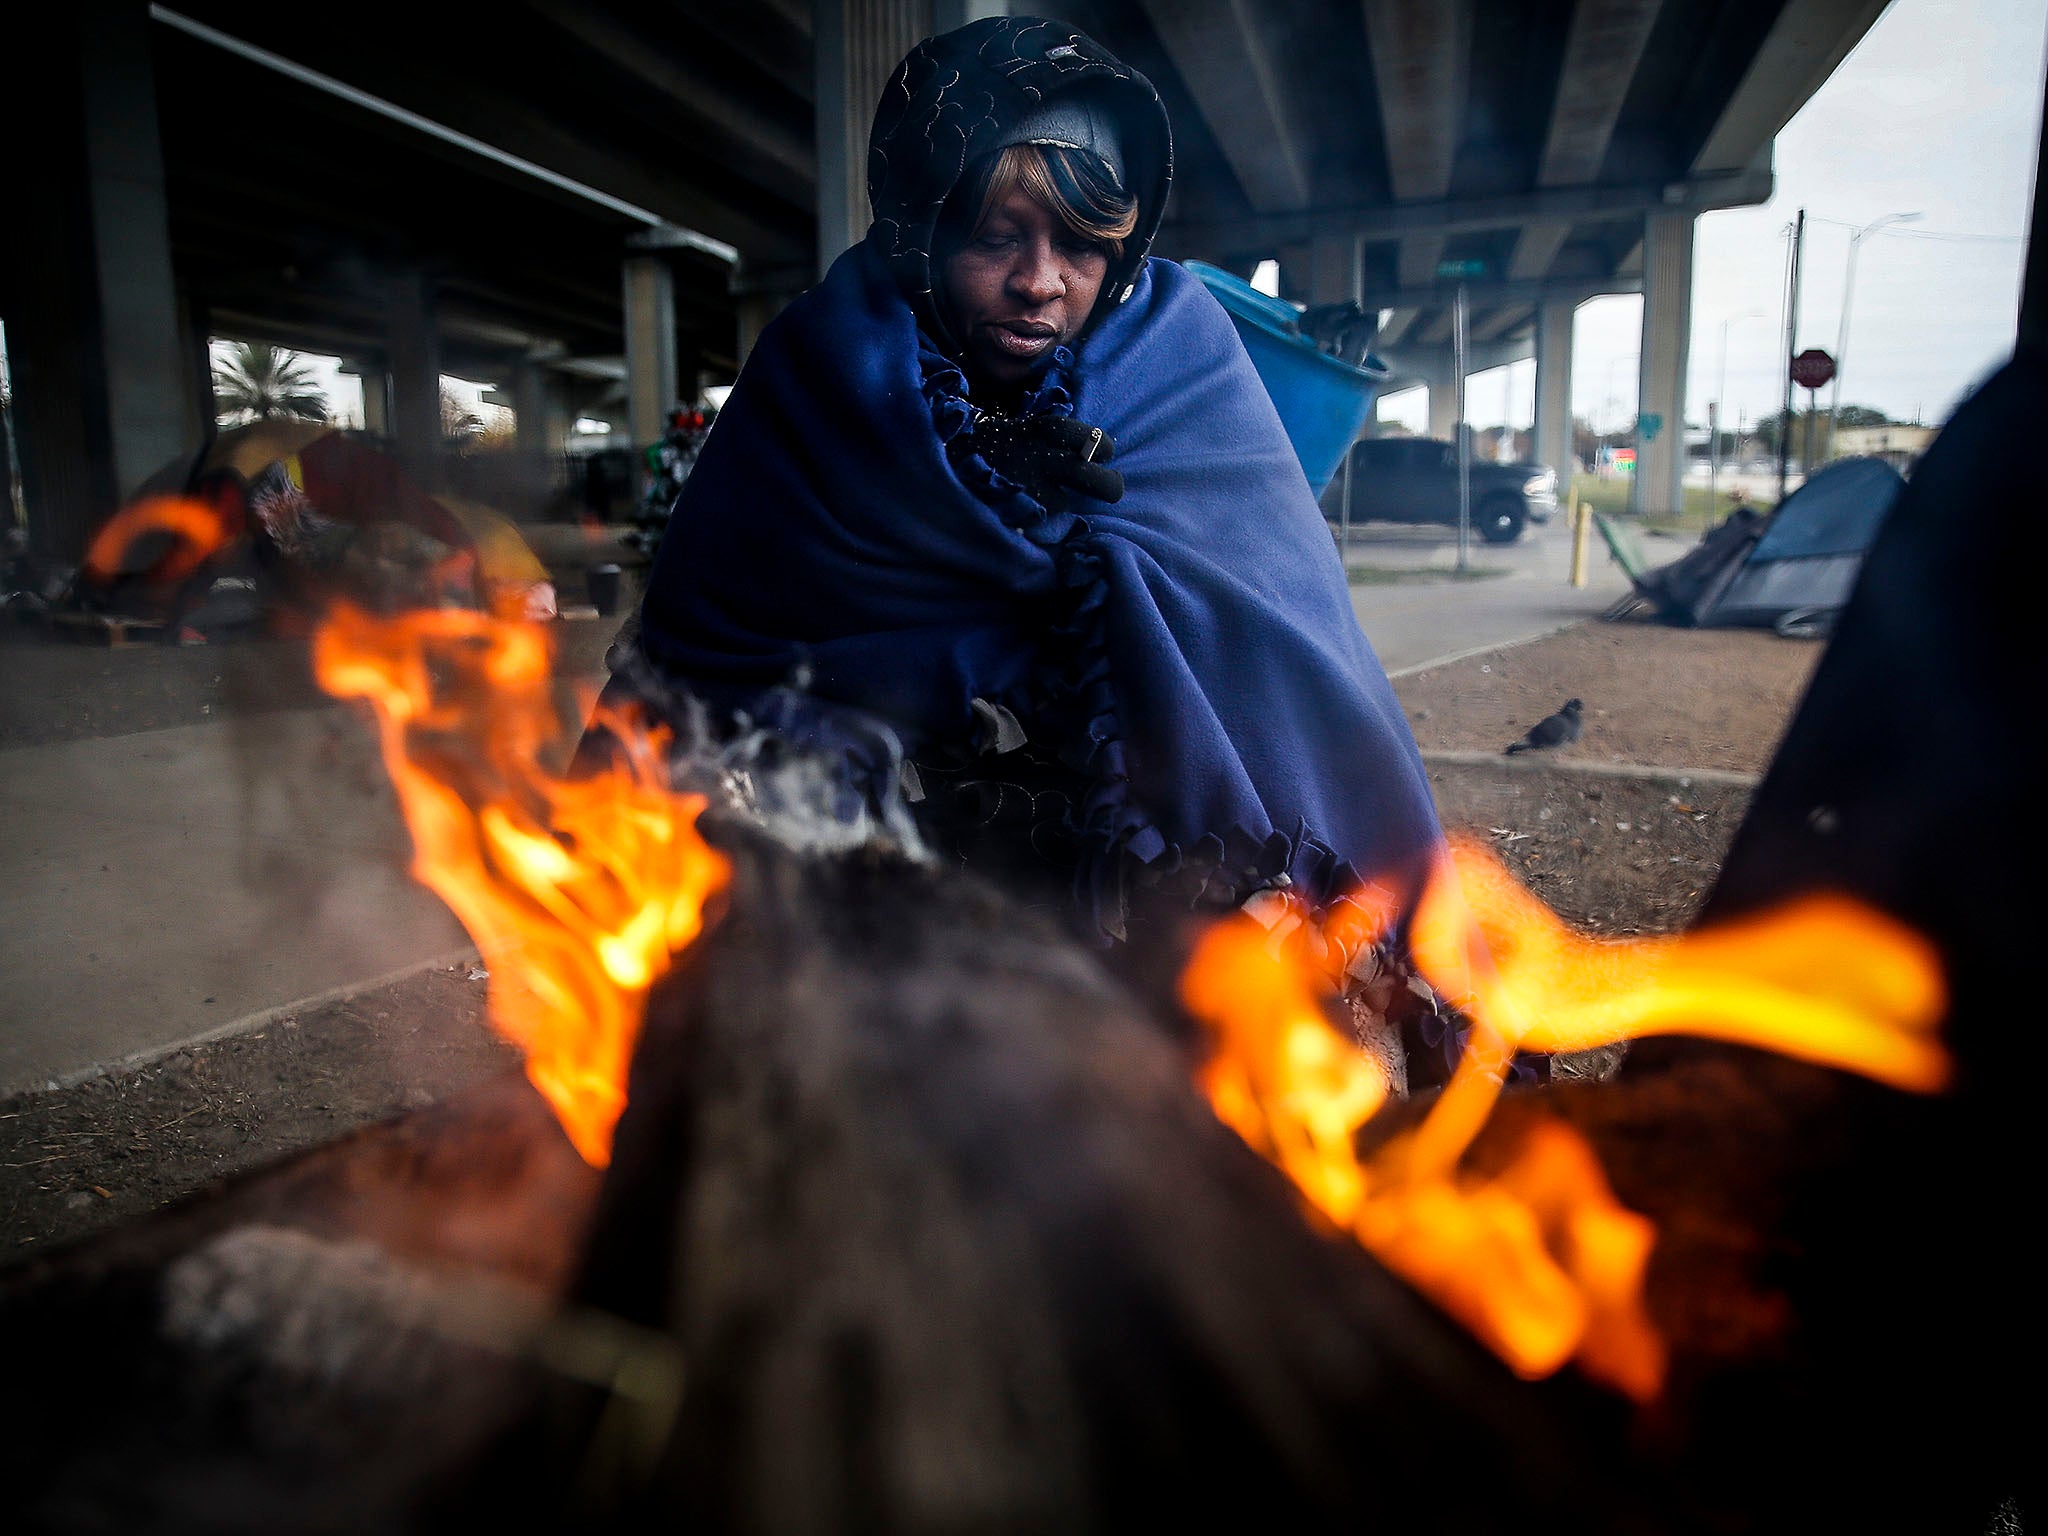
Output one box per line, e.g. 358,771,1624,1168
1479,496,1526,544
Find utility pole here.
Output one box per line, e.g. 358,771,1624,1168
1778,209,1804,503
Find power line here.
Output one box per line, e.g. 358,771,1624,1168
1880,227,2024,244
1806,214,2021,244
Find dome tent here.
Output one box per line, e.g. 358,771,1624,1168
1600,456,1906,636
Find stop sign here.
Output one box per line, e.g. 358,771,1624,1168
1790,348,1836,389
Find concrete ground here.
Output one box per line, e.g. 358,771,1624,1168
0,523,635,1098
0,513,1639,1096
1342,507,1636,674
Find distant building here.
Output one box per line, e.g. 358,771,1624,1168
1832,422,1937,470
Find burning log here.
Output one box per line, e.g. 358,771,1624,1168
457,823,2009,1536
480,824,1667,1533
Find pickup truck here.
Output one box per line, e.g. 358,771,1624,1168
1335,438,1559,544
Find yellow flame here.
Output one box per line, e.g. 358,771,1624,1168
1184,919,1387,1226
313,602,728,1165
1181,833,1946,1400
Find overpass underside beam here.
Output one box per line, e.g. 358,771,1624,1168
1161,169,1771,256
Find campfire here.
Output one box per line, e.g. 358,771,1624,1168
8,412,2031,1533
297,594,1948,1412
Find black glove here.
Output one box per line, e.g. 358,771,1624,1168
969,411,1124,505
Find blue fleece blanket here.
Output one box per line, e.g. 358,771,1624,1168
636,242,1441,925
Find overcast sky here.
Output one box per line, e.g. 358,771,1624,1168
1387,0,2048,436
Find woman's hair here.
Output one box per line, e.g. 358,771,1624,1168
939,143,1141,258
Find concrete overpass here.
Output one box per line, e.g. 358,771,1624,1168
2,0,1916,561
1059,0,1891,514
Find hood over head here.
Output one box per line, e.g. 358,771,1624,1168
866,15,1173,353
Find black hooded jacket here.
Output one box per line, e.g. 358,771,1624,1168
864,15,1173,353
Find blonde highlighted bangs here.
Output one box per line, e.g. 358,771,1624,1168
971,143,1141,258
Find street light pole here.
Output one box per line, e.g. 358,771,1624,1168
1601,352,1638,437
1711,311,1765,505
1828,211,1922,454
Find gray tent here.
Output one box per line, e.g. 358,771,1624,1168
1601,456,1906,636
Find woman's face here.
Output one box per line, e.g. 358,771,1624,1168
940,190,1110,390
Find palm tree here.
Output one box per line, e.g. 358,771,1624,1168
440,384,484,442
211,342,329,424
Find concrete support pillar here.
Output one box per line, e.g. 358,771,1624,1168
1533,298,1576,478
1276,237,1359,308
675,330,704,409
735,295,778,374
623,253,678,450
1274,243,1310,304
356,365,391,437
0,0,193,558
932,0,1007,31
512,360,568,456
1374,353,1460,442
177,295,215,444
1306,234,1361,305
384,269,442,484
816,0,935,278
1634,211,1694,517
732,262,815,368
1424,354,1461,442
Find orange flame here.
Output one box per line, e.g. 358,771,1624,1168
312,602,728,1166
83,495,234,585
1183,918,1388,1225
1181,834,1947,1400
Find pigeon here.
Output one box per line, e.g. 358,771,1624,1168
1504,698,1583,755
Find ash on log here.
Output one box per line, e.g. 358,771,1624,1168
0,1072,599,1536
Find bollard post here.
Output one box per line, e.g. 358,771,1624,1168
1570,500,1591,588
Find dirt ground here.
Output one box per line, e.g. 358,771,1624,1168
0,966,516,1266
1420,762,1755,937
0,617,1830,1261
1390,619,1824,774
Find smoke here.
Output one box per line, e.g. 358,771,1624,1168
605,644,931,865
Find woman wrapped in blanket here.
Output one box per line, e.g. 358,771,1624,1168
608,17,1449,1077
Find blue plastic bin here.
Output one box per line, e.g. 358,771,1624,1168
1185,260,1387,496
